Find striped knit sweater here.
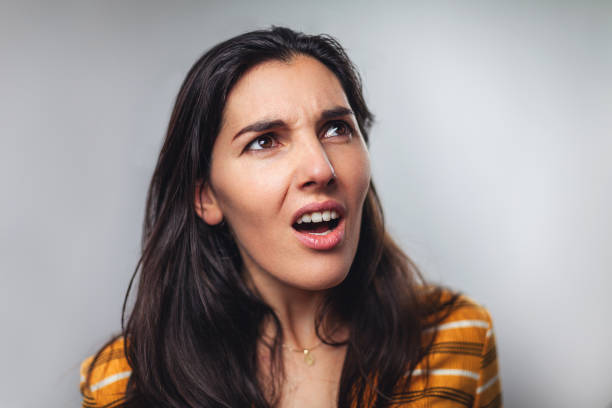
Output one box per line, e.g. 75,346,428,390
80,294,501,407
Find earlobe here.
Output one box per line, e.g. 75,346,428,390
194,180,224,226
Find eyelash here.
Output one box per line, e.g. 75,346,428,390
244,120,354,152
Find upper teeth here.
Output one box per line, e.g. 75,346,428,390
296,210,339,224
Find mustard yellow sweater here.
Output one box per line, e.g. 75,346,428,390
80,294,501,407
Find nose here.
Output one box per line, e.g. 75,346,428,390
295,136,336,190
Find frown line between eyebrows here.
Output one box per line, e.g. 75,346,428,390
231,106,355,142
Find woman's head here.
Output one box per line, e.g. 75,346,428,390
146,26,377,294
197,54,371,295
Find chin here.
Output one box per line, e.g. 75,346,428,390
289,265,350,292
292,250,357,291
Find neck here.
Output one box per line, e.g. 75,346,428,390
243,268,345,350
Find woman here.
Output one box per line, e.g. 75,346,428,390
81,26,501,408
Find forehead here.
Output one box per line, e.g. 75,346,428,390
221,55,350,130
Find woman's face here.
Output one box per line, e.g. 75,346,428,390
198,54,371,293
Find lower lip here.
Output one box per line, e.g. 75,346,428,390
292,218,345,250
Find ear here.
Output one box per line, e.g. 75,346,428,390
194,180,224,226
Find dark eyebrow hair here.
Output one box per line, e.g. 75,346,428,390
232,106,354,142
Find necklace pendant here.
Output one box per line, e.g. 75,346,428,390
303,349,315,366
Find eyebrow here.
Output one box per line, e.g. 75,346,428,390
232,106,355,142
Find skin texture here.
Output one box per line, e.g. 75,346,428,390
195,55,371,351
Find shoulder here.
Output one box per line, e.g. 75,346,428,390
80,337,131,407
429,290,496,334
409,290,503,407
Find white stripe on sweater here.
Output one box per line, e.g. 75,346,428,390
90,370,132,392
476,374,499,394
424,319,489,333
409,368,480,381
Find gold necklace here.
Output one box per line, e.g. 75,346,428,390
282,339,323,366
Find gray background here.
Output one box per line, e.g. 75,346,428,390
1,1,611,407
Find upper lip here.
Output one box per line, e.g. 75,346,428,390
291,199,345,225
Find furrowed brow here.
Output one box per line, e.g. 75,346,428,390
232,106,354,142
319,106,354,122
232,119,286,142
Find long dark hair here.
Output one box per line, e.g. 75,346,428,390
85,26,457,407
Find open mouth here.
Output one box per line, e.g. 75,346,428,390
290,202,346,249
292,208,343,236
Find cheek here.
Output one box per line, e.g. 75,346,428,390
334,144,371,202
356,153,372,199
212,161,289,236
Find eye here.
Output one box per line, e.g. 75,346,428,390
245,134,279,151
323,120,353,139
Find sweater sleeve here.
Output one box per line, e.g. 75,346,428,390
471,307,502,408
80,338,131,408
397,293,503,407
